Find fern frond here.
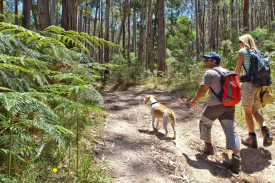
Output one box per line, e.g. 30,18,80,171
20,119,70,148
51,73,86,85
0,148,25,162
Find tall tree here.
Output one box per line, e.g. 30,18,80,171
38,0,51,30
61,0,78,31
144,6,148,69
118,0,128,53
230,0,234,38
139,5,145,66
31,2,39,29
104,0,110,63
127,0,131,65
201,0,206,54
148,0,154,72
78,6,83,32
22,0,31,29
92,0,100,58
158,0,166,73
0,0,3,14
132,0,137,56
51,0,56,25
99,0,104,63
195,0,200,60
243,0,249,31
15,0,19,25
250,0,254,30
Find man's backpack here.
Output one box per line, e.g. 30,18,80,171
210,68,241,106
243,49,272,87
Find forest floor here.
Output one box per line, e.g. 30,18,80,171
94,89,275,183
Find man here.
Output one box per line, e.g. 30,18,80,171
190,52,241,173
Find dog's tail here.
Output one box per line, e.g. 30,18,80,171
170,111,176,125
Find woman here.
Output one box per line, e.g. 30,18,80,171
234,34,273,148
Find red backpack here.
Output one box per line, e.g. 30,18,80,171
210,68,241,106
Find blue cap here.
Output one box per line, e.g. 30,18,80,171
203,52,221,62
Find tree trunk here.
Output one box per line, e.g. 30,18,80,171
84,2,88,33
157,0,166,74
0,0,3,14
132,2,137,56
268,0,274,30
104,0,110,63
210,0,216,51
15,0,19,25
238,0,241,33
250,0,254,30
195,0,200,61
92,0,100,58
22,0,31,29
223,2,227,39
243,0,249,31
51,0,56,25
78,7,83,32
127,0,131,65
144,6,148,69
31,2,39,30
230,0,234,38
123,0,129,54
99,0,104,63
61,0,78,31
202,1,205,54
273,0,275,28
148,0,154,72
139,5,145,66
216,5,219,53
38,0,51,30
117,0,128,54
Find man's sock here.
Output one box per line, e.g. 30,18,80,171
249,132,256,136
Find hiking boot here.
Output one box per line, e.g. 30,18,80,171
261,126,273,147
197,143,214,155
241,134,258,148
223,154,241,174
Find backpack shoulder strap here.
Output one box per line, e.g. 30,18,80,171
242,48,252,74
211,67,224,76
209,68,224,102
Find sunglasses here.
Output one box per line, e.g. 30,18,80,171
239,41,242,43
204,58,213,62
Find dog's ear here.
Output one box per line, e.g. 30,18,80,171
153,95,156,99
144,96,149,104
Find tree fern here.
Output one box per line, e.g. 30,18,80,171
0,22,107,180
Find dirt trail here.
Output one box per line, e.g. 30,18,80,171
95,91,275,183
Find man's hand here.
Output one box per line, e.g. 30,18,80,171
190,99,198,106
190,85,209,107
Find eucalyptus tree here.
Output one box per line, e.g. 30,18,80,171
104,0,110,63
22,0,31,29
15,0,18,25
0,0,3,14
38,0,51,30
158,0,166,73
51,0,56,25
61,0,78,31
243,0,249,31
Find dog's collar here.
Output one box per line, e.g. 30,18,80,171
151,101,159,106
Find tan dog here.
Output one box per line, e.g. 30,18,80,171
144,95,176,139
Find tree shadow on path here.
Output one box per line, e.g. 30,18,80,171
240,147,272,174
182,152,233,178
138,129,176,141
